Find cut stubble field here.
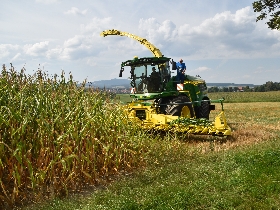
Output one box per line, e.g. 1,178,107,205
160,101,280,156
205,102,280,151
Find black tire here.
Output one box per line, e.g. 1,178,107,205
198,100,210,119
165,95,194,117
156,97,169,114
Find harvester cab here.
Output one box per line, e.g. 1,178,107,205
121,56,171,94
101,29,231,136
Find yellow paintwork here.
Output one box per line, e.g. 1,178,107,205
125,101,231,136
181,106,191,118
100,29,163,58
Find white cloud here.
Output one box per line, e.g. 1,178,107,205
194,66,211,72
136,7,276,60
1,1,280,84
24,41,49,56
139,18,177,43
35,0,59,4
11,53,22,62
64,35,84,48
177,24,191,37
64,7,87,16
0,44,20,59
44,17,116,61
190,7,255,37
139,18,160,31
81,17,112,34
172,6,280,59
46,48,62,59
47,40,100,61
86,58,97,67
157,20,177,41
242,75,251,79
254,68,276,74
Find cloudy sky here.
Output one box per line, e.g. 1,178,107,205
1,0,280,85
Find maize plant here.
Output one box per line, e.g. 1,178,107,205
0,64,149,208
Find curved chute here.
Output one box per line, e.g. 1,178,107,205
100,29,163,58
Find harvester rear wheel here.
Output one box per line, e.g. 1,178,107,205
165,95,194,117
198,101,210,119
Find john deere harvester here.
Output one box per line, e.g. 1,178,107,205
100,29,231,136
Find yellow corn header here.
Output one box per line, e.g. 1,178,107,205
125,100,231,136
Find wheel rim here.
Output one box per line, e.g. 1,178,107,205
181,106,191,118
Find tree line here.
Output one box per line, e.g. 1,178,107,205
208,81,280,92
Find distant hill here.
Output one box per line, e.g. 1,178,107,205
88,79,256,89
207,83,256,88
88,79,131,88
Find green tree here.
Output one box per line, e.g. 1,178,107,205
208,87,219,92
222,87,229,92
233,87,239,92
265,81,273,91
252,0,280,30
244,86,253,92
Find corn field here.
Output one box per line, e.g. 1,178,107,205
0,65,149,208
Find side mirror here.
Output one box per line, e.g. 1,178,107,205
119,67,124,77
172,60,177,70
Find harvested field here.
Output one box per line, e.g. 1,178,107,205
197,102,280,152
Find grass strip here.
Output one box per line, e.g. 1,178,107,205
23,137,280,210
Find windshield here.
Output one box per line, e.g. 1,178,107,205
131,61,171,93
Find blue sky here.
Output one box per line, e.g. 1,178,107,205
1,0,279,85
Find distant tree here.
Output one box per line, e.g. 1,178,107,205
208,82,280,93
222,87,229,92
265,81,279,91
276,82,280,90
233,87,239,92
257,85,266,92
208,87,219,92
265,81,273,91
252,0,280,30
243,86,253,92
254,81,280,91
254,86,259,91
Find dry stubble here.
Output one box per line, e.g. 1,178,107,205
184,102,280,153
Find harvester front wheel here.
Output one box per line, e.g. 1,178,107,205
198,100,210,119
165,95,194,117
